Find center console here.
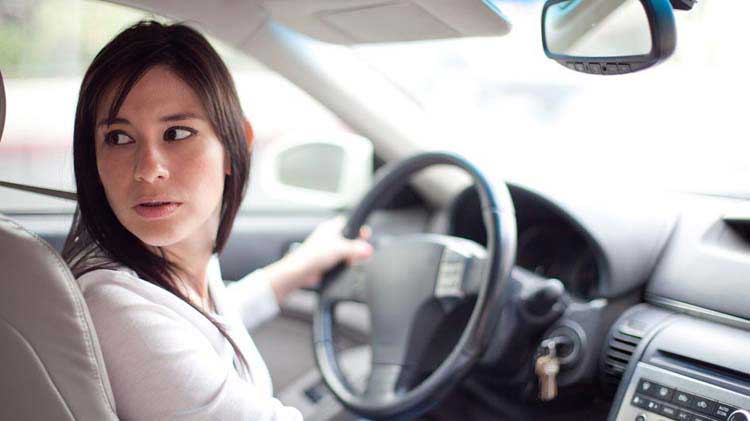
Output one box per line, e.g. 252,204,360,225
617,365,749,421
608,307,750,421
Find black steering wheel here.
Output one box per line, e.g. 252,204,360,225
313,152,517,420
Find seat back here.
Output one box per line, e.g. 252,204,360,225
0,71,117,420
0,216,118,420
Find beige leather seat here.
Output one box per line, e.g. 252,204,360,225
0,71,118,420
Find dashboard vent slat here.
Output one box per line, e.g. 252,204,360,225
600,306,674,393
601,325,644,388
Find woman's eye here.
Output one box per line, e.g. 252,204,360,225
105,131,134,145
164,127,196,141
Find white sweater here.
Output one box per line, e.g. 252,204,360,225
76,256,303,420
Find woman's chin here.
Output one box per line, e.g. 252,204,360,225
129,225,187,248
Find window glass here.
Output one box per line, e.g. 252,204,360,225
354,1,750,196
0,0,355,212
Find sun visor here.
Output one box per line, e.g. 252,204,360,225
111,0,270,46
0,70,5,143
261,0,512,44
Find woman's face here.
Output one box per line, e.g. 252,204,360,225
95,66,228,250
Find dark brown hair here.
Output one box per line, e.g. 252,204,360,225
62,20,251,375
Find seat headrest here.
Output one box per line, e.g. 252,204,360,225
0,69,5,142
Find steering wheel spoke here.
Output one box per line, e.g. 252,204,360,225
432,237,488,302
364,363,405,403
321,262,369,304
461,253,488,297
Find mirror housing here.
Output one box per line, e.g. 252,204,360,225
542,0,676,75
0,70,5,142
257,132,373,209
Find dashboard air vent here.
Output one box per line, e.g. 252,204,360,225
602,325,643,387
600,305,674,393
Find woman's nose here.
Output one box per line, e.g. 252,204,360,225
133,142,169,183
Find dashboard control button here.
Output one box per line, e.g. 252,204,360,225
636,415,648,421
632,395,650,410
716,405,739,420
673,391,693,407
589,63,602,74
728,410,750,421
645,400,662,413
691,397,718,415
676,411,691,420
659,404,679,418
690,415,715,421
655,385,675,401
638,379,657,395
574,63,585,72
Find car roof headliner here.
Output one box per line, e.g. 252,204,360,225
111,0,511,46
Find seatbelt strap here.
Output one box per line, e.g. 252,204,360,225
0,180,76,201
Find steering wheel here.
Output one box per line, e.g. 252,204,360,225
313,152,517,419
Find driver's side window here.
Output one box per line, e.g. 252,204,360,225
0,0,371,213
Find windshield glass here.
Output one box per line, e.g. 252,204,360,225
354,1,750,197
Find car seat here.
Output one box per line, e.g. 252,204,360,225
0,70,118,420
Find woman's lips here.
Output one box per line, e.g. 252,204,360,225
133,202,182,219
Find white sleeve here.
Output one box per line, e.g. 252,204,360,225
85,283,301,421
225,269,281,331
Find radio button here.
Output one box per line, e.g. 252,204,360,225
689,415,716,421
645,400,662,413
655,385,675,401
673,391,693,407
716,405,739,420
637,379,657,396
632,395,650,410
659,404,678,418
691,397,718,415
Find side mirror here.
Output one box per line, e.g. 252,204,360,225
256,133,373,209
542,0,676,75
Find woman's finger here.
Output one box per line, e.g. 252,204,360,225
345,239,373,265
359,225,372,240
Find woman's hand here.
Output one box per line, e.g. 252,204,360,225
263,216,373,304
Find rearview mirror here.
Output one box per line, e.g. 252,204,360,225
542,0,676,74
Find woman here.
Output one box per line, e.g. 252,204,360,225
61,20,372,420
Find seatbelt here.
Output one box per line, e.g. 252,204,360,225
1,71,75,202
0,180,76,201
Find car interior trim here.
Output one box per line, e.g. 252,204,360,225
645,294,750,331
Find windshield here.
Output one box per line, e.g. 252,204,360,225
354,1,750,197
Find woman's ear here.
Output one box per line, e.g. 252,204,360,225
243,118,254,151
226,118,254,176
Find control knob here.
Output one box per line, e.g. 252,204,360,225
728,410,750,421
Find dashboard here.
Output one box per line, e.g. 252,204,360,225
440,180,750,421
448,184,602,300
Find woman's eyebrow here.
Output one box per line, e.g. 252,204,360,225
95,113,203,127
160,112,203,122
97,117,130,127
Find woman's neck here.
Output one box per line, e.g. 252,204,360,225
153,238,214,312
159,205,222,312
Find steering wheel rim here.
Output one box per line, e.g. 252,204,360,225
313,151,517,419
